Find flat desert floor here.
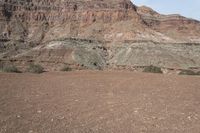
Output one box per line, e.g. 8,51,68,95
0,71,200,133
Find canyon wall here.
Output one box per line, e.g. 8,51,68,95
0,0,200,71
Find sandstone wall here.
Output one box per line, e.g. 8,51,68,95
0,0,141,42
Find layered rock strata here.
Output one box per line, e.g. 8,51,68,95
0,0,200,71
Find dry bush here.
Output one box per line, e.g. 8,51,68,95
2,65,20,73
60,66,72,72
143,65,163,74
27,64,44,74
179,70,200,76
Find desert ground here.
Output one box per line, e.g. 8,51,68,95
0,71,200,133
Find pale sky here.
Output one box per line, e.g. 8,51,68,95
131,0,200,20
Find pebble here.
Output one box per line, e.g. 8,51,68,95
37,110,42,113
58,116,65,120
28,130,33,133
187,116,192,120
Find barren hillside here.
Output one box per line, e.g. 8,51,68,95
0,0,200,71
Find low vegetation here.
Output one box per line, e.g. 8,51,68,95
60,66,72,72
196,71,200,75
0,62,3,71
179,70,200,76
143,65,163,74
27,64,44,74
1,65,20,73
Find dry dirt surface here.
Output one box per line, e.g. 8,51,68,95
0,71,200,133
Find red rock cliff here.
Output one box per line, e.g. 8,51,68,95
0,0,200,43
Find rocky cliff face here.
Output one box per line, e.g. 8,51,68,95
0,0,172,43
1,0,200,43
0,0,200,71
137,6,200,42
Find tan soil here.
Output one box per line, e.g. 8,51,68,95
0,71,200,133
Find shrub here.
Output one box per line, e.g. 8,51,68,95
196,71,200,75
179,70,200,76
2,65,20,73
0,62,3,68
60,66,72,72
143,65,163,74
0,62,3,71
27,64,44,74
179,70,196,75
